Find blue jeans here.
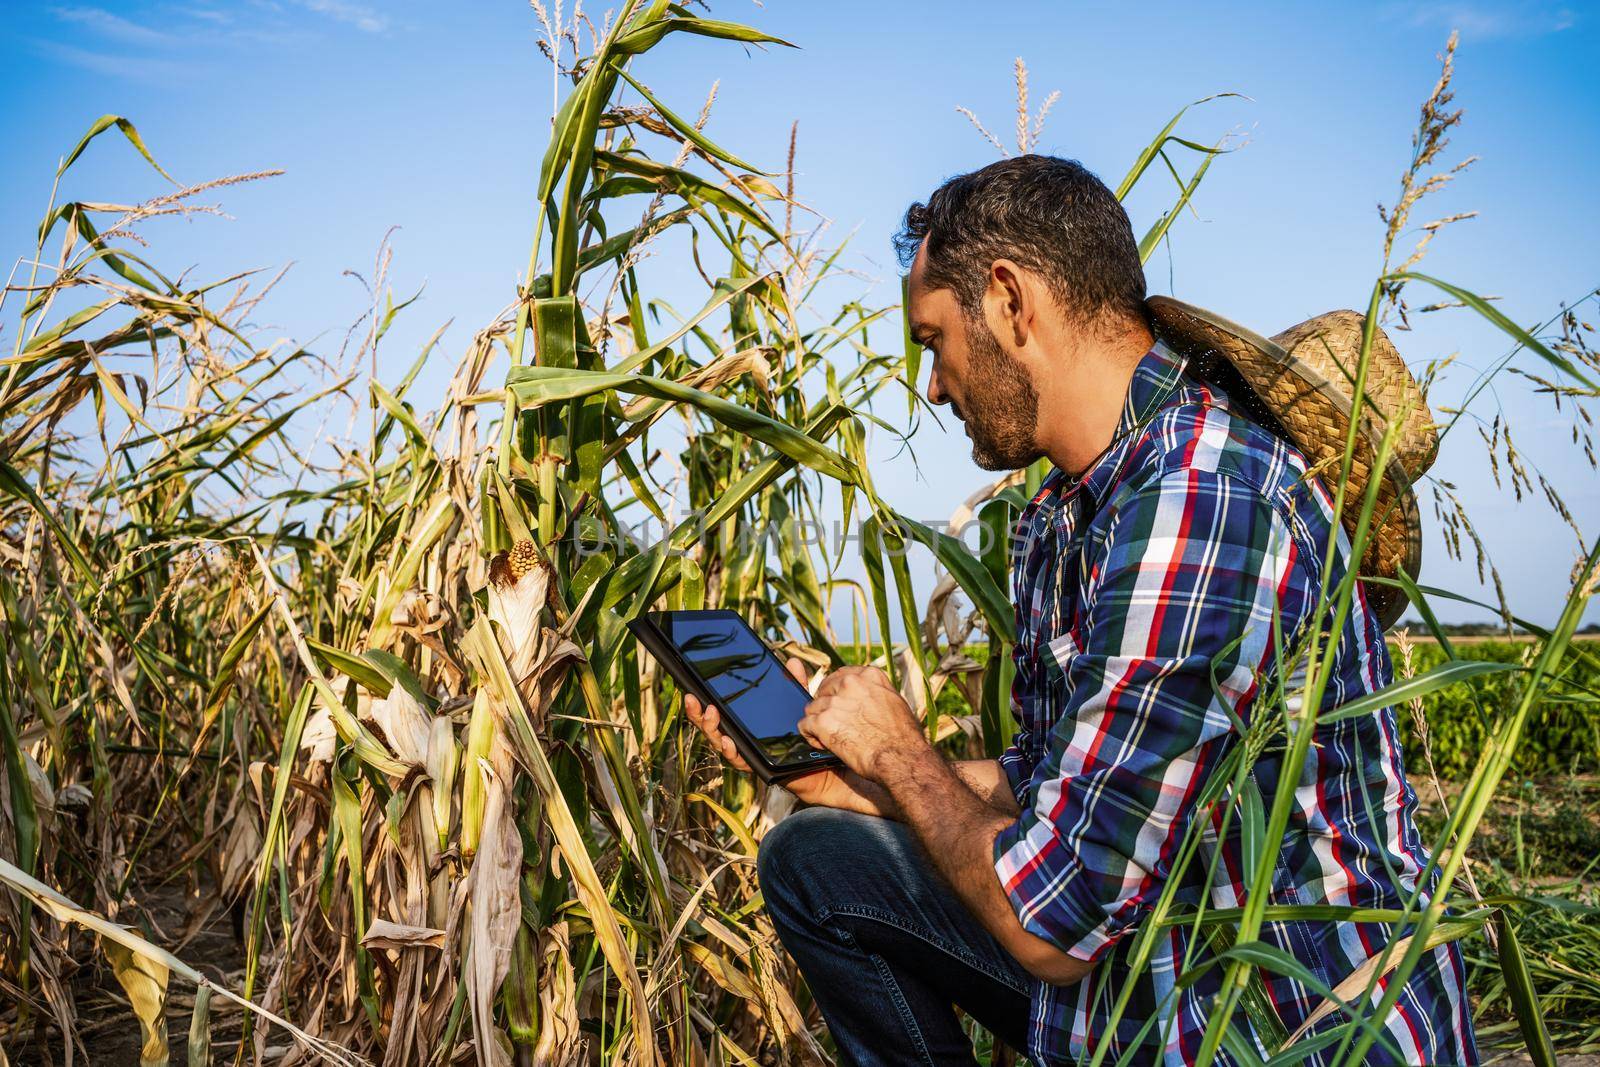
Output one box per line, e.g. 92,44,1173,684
757,806,1033,1066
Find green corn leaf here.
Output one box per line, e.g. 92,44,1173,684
978,639,1017,758
612,16,793,55
1114,93,1240,200
58,114,175,182
186,984,212,1067
890,509,1013,636
688,793,759,857
1364,576,1557,641
332,762,381,1031
507,365,857,483
1240,776,1266,878
537,68,599,203
17,297,120,354
34,204,166,291
0,459,98,588
367,494,458,647
594,151,781,240
859,515,899,686
876,512,936,733
1319,659,1525,724
901,275,921,420
371,380,432,452
1207,923,1287,1057
362,648,437,711
1219,1021,1270,1067
616,69,765,173
1161,904,1497,928
188,600,274,762
241,685,312,1017
1493,911,1557,1067
1137,138,1224,262
1394,271,1599,390
307,638,394,699
1210,939,1404,1062
1264,1028,1354,1067
614,273,780,374
531,207,695,298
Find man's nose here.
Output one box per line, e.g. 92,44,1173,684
926,364,948,406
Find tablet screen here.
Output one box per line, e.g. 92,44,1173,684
651,611,818,766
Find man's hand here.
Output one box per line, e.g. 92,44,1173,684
799,665,930,781
681,658,896,817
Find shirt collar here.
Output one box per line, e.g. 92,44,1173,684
1060,339,1189,510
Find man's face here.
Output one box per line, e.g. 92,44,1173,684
907,243,1042,471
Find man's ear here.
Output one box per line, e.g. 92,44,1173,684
986,259,1033,349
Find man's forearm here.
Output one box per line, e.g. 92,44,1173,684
952,758,1021,815
789,664,1089,984
809,758,1016,820
871,746,1091,987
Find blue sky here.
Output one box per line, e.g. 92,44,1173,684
2,0,1597,627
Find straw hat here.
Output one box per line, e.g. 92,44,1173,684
1146,297,1438,630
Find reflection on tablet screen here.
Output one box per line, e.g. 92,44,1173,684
657,613,815,765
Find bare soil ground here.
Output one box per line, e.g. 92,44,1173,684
6,877,246,1066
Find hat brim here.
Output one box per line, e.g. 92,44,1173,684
1148,296,1431,630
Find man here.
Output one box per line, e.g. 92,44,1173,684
685,155,1477,1065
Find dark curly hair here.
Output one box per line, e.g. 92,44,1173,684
893,155,1147,329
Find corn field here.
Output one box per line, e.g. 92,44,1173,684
2,5,1599,1066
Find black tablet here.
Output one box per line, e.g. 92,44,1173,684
629,609,842,783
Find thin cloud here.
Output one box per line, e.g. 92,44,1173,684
28,37,195,83
49,6,175,46
1389,1,1578,39
292,0,388,34
182,6,235,24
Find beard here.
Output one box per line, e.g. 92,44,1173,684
957,316,1042,471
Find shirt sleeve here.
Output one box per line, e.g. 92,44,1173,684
998,721,1033,807
992,466,1300,963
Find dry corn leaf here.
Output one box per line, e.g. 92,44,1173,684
219,808,262,902
754,938,828,1067
251,542,409,778
682,940,760,1002
300,700,337,767
467,765,521,1067
533,921,584,1067
105,938,170,1067
361,918,446,952
1283,917,1483,1048
23,751,54,817
368,686,432,766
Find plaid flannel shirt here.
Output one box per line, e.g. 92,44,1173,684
992,342,1477,1065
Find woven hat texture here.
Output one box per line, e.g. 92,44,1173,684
1147,296,1438,629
